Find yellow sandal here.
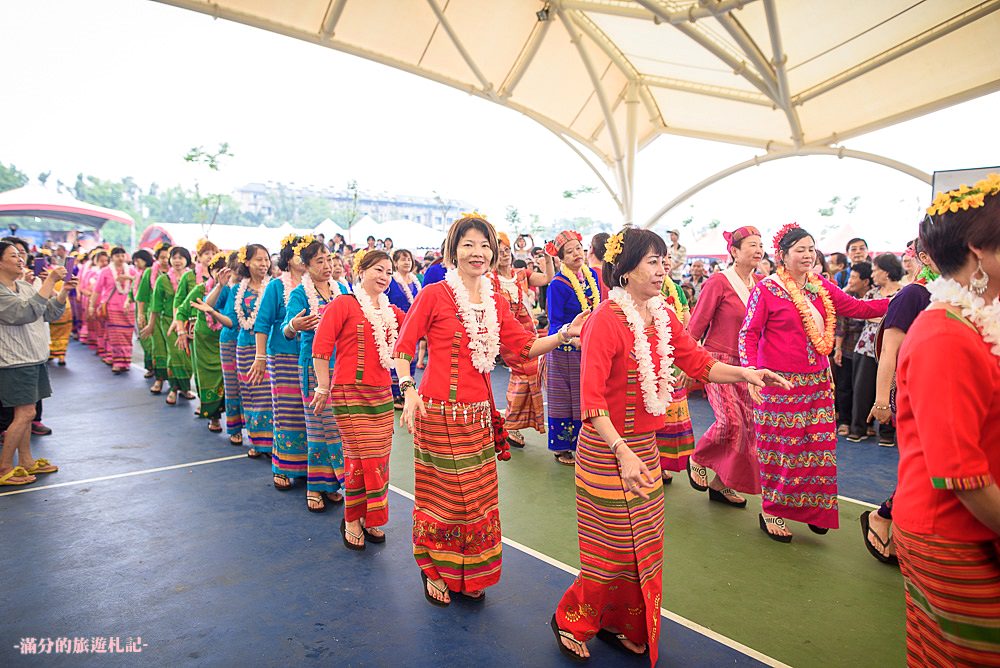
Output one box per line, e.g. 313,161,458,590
25,459,58,475
0,466,37,486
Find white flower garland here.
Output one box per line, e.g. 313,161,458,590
927,277,1000,365
354,288,399,370
279,271,297,307
234,276,271,330
111,263,131,295
609,287,676,416
301,274,337,315
393,272,420,305
445,268,501,374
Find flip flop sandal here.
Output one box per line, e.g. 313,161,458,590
208,423,223,433
0,467,36,486
554,453,575,466
421,572,449,607
229,435,244,446
246,449,263,459
306,494,326,514
183,392,197,400
860,511,898,565
273,474,293,491
341,519,366,551
596,628,647,656
25,459,58,475
454,589,486,602
759,513,793,543
550,615,587,663
150,384,163,395
708,486,747,508
661,472,673,485
808,524,829,535
687,459,708,492
324,491,345,505
362,526,386,544
165,393,177,406
506,432,526,448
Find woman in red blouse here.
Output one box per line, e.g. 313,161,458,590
312,250,405,551
551,227,790,664
893,174,1000,666
393,215,587,607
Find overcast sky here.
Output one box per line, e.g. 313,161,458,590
2,0,998,250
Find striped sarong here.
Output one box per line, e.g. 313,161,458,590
895,528,1000,666
302,365,344,494
219,340,244,436
48,300,72,361
331,383,391,525
755,368,838,529
235,343,273,453
546,347,581,452
693,351,760,494
192,329,223,419
268,353,307,478
504,367,545,433
105,300,135,372
413,397,501,593
656,386,695,473
556,424,664,666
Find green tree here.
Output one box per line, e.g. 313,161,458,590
0,161,28,193
332,180,360,232
183,142,234,228
298,196,333,227
505,205,522,229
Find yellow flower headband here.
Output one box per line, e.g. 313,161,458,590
279,233,299,250
352,248,369,274
603,231,624,263
237,246,248,264
208,250,228,267
195,237,212,254
927,173,1000,216
458,211,488,222
292,234,315,259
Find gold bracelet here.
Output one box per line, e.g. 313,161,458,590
609,437,625,454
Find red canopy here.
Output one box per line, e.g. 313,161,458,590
0,184,134,229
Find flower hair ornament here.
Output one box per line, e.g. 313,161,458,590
458,210,488,222
603,231,624,263
292,234,315,259
195,237,212,254
208,250,228,268
545,229,583,257
772,222,802,255
279,233,300,250
154,241,171,255
352,248,369,275
927,173,1000,216
237,246,248,264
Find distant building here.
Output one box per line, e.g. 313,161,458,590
234,182,468,230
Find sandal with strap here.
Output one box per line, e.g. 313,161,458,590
324,491,344,505
306,493,326,514
273,474,292,491
246,448,263,459
555,452,575,466
340,518,366,551
229,435,244,447
759,513,793,543
687,459,708,492
362,525,386,544
808,524,829,535
596,628,647,656
550,615,588,663
0,467,36,486
708,486,747,508
421,571,450,607
25,458,58,475
454,589,485,602
860,511,899,565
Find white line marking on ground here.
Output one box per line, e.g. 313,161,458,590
388,484,791,667
0,455,246,497
837,494,878,509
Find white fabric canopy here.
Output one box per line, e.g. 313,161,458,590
154,0,1000,223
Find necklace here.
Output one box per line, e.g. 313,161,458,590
445,268,501,374
354,288,399,370
234,276,271,330
279,271,299,307
776,267,836,355
496,271,523,309
167,267,181,292
927,277,1000,365
609,287,675,415
111,263,131,295
393,272,419,304
561,263,600,311
302,274,336,315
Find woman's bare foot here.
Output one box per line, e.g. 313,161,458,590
345,519,365,548
867,512,895,558
306,492,324,511
761,512,793,539
709,478,746,505
425,575,450,604
620,637,646,654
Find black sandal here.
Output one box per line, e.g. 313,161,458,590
362,525,386,544
687,459,708,492
421,571,449,607
306,493,326,514
860,511,899,565
454,589,485,602
273,474,292,491
341,518,366,551
229,435,244,447
708,486,747,508
246,449,263,459
808,524,829,535
555,452,575,466
759,513,793,543
596,628,647,656
207,422,223,433
324,491,344,505
507,431,526,448
550,615,588,663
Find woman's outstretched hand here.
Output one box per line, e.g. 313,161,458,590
399,390,427,434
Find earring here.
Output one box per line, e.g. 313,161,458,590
619,275,628,288
969,260,989,296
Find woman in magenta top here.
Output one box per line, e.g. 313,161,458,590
740,224,888,541
686,226,764,505
94,247,137,374
892,174,1000,666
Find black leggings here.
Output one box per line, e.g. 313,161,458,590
851,355,895,440
0,400,42,431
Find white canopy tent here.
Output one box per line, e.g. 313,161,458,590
379,218,446,251
154,0,1000,229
